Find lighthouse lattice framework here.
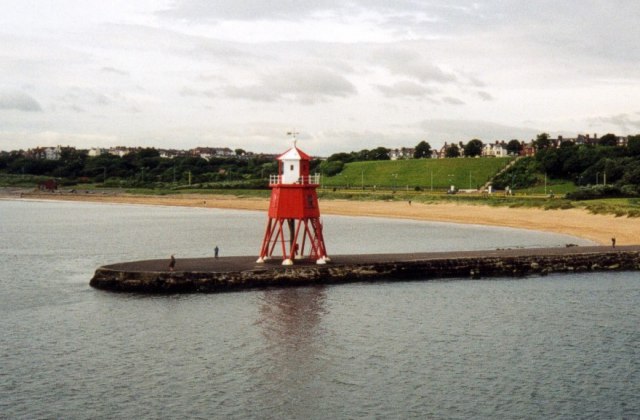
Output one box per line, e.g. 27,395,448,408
257,144,329,265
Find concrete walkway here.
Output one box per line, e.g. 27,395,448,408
103,245,638,274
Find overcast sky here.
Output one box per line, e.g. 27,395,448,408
1,1,639,155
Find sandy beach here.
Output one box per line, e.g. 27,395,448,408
4,190,639,245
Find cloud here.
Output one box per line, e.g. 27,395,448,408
0,91,42,112
160,0,500,25
180,86,216,98
372,47,457,84
376,81,437,98
419,119,540,142
224,67,356,104
477,91,494,101
160,0,398,21
442,96,465,105
101,67,129,76
589,113,640,132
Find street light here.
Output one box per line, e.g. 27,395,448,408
430,169,433,192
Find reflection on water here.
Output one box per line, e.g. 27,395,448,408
255,287,329,416
258,287,328,349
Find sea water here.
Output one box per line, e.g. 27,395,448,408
1,200,638,419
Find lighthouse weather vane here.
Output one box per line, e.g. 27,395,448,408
287,130,299,147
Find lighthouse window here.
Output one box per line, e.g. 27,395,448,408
290,165,294,171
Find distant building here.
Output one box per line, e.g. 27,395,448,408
190,147,235,160
108,146,133,157
482,141,508,158
88,148,106,157
26,146,63,160
159,149,185,159
389,147,415,160
520,141,535,157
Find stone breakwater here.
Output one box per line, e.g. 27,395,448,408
90,246,640,294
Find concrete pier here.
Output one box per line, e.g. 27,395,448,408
89,245,640,294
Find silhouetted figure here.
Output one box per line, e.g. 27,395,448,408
214,246,219,258
612,237,616,248
169,254,176,271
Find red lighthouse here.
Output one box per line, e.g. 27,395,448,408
257,142,329,265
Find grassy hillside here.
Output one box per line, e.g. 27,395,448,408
321,157,512,190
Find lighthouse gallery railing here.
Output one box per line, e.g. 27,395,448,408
269,174,321,185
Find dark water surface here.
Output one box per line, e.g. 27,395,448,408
1,200,638,419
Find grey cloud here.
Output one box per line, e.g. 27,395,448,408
420,119,539,142
224,67,356,104
180,86,216,98
101,67,129,76
376,81,438,98
62,87,110,107
161,0,496,23
441,96,465,105
161,0,352,21
477,91,494,101
0,91,42,112
372,47,457,84
589,113,640,132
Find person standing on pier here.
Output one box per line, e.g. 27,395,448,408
169,254,176,271
214,246,219,258
612,237,616,248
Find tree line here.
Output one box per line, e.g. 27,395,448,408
493,133,640,197
0,147,285,188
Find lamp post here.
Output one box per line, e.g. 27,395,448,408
430,169,433,192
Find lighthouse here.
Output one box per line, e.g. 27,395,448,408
257,141,329,265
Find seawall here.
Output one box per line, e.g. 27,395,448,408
90,245,640,294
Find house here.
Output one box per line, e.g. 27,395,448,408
26,146,63,160
520,141,535,157
88,148,107,157
108,146,133,157
389,147,415,160
482,141,508,157
190,147,235,160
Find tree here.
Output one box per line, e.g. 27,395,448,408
464,139,483,157
506,139,523,156
368,147,390,161
627,134,640,156
534,132,551,150
327,152,354,163
413,141,432,158
319,160,344,176
598,133,618,147
445,143,460,158
235,148,246,156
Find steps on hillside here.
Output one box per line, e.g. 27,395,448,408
482,156,522,191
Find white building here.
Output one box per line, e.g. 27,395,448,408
482,142,508,157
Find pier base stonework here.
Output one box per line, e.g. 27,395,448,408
90,246,640,294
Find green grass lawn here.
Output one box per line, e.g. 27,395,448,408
321,157,512,190
516,180,578,195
